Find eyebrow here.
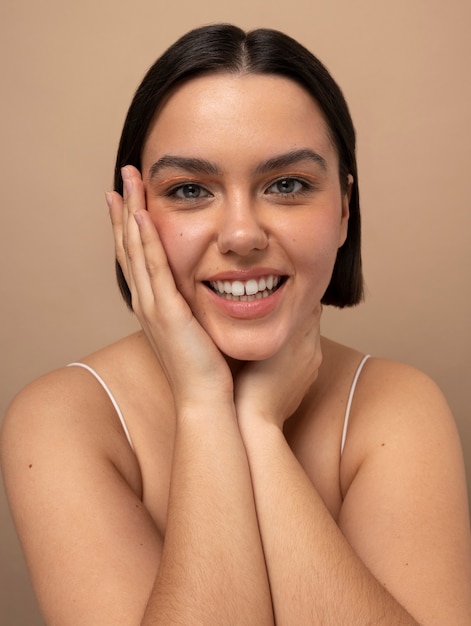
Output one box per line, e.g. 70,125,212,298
148,148,328,181
254,149,328,174
148,155,221,180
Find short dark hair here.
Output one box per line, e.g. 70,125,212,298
114,23,364,308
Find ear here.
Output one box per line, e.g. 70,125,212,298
338,173,353,247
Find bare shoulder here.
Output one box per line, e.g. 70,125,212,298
0,332,165,623
339,354,466,496
343,356,459,460
336,355,471,622
1,333,150,490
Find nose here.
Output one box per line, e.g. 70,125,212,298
217,197,269,256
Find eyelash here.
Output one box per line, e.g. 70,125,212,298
265,177,314,197
164,176,315,202
165,183,211,201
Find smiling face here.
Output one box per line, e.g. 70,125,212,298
140,73,350,361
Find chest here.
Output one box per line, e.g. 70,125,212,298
126,388,347,536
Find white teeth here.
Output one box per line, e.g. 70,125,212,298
245,279,259,296
232,280,245,297
209,275,282,300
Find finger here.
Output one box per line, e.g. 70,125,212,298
132,208,184,306
121,167,154,308
121,169,138,299
122,167,184,315
107,190,134,290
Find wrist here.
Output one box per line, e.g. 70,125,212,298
237,410,284,444
176,397,237,424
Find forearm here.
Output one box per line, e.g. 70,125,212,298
239,420,419,626
111,167,271,623
142,403,273,625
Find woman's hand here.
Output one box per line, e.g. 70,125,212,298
234,305,323,431
107,166,234,409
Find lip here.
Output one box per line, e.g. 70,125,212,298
203,275,288,320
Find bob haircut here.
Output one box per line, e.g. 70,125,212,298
114,23,364,308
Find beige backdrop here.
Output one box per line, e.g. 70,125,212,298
1,0,470,623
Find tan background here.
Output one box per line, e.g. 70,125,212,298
1,0,470,622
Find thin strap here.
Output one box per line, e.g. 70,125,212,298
340,354,371,456
67,362,135,451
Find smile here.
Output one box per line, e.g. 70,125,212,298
207,275,285,301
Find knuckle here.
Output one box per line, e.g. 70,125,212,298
124,240,138,261
144,257,159,276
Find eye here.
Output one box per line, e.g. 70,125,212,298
169,183,212,200
266,178,306,195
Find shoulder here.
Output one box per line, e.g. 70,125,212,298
1,332,146,437
0,333,151,494
346,355,455,445
1,331,176,496
315,340,464,498
335,355,471,622
340,354,465,498
0,334,165,622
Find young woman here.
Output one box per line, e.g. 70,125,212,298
2,24,471,625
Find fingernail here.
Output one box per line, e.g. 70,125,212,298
133,211,143,227
121,167,132,197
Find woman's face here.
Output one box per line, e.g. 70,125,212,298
141,73,350,361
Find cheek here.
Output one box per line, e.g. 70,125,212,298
290,216,341,266
288,219,342,296
148,211,207,292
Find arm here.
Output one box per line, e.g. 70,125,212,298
112,167,273,624
142,400,272,625
235,338,471,624
1,166,273,625
1,365,272,626
1,369,163,626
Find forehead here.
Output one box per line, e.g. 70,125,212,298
142,73,336,169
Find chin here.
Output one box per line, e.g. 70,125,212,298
213,332,283,362
222,348,274,362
